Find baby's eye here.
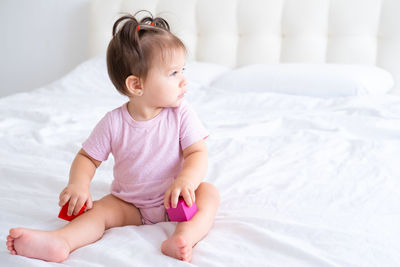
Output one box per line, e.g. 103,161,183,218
170,67,185,76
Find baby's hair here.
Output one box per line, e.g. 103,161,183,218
106,10,187,96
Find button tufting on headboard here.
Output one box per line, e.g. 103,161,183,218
89,0,400,94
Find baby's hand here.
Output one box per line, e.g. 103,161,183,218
164,178,196,209
59,183,93,216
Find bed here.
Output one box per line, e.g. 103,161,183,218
2,0,400,266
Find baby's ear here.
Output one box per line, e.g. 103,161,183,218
125,75,142,96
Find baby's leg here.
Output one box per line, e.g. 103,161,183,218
6,194,142,262
161,182,220,262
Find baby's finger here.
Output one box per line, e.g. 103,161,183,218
86,195,93,210
59,188,66,198
73,198,86,215
190,189,196,204
181,189,192,207
68,197,78,216
171,189,181,208
164,190,171,209
59,192,70,207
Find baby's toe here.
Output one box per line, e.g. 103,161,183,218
180,246,192,261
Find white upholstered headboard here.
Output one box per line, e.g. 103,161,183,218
89,0,400,94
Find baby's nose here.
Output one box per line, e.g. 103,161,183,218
181,76,188,87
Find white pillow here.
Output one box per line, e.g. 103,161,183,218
184,61,231,86
210,63,394,97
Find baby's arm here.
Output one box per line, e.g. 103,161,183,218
164,140,208,209
59,148,101,216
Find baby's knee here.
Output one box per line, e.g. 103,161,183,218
89,195,119,219
198,182,220,204
91,196,110,210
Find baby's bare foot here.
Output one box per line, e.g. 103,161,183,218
6,228,70,262
161,234,192,262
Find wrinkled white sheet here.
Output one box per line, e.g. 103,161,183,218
1,57,400,267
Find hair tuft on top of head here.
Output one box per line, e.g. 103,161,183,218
133,10,170,31
147,17,170,31
112,14,138,37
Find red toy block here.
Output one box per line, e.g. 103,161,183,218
58,201,86,221
167,197,197,222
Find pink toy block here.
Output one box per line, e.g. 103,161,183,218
167,197,197,222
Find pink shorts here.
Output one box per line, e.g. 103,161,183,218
110,178,174,225
139,205,169,225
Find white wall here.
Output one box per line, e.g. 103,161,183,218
0,0,91,97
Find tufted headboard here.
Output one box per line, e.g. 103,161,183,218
89,0,400,94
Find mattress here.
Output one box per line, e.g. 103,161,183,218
1,57,400,266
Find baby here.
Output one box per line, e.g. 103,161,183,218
6,11,220,263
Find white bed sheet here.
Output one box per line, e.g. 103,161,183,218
1,57,400,267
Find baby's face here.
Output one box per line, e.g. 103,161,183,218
142,49,187,108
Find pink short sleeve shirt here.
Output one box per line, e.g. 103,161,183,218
82,100,209,209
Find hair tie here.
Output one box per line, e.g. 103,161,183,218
137,22,153,31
